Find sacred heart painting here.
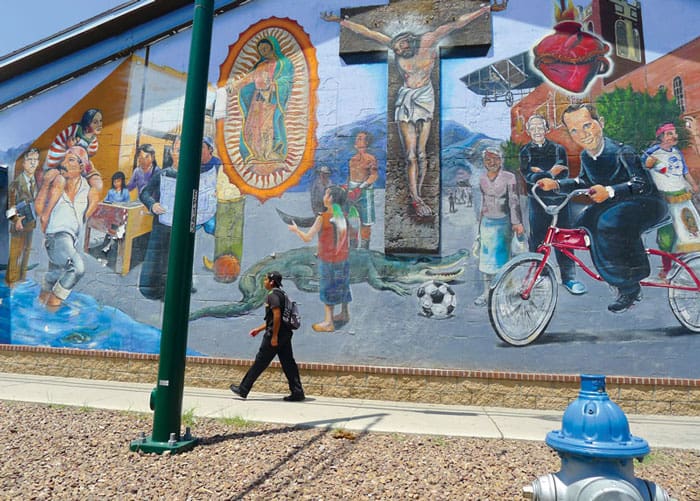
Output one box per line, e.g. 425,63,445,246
531,0,612,95
217,17,318,200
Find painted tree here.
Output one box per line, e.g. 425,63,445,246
501,139,523,175
595,85,688,152
501,139,526,196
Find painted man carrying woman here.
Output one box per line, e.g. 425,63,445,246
35,146,95,308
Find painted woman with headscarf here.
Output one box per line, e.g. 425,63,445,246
227,36,293,163
474,147,524,307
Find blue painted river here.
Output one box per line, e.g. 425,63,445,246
0,274,202,356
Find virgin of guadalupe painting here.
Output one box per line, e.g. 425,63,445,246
230,36,292,164
217,18,319,200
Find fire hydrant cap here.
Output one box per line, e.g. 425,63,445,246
545,374,650,459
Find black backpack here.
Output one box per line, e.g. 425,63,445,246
274,289,301,330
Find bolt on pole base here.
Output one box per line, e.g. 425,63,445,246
129,435,198,455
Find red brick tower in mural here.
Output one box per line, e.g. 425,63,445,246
580,0,645,86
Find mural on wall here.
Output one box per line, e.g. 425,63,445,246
189,246,466,319
0,164,7,269
490,0,700,349
2,0,700,378
216,17,319,200
324,3,489,220
277,129,382,246
324,0,493,254
5,149,40,287
346,130,379,249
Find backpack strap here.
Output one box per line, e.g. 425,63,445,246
272,288,287,307
272,288,291,323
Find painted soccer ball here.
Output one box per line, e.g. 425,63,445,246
416,280,457,319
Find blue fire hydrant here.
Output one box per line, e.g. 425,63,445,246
522,374,676,500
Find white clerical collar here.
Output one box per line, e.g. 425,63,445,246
588,140,605,160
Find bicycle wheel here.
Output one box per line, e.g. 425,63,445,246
488,256,558,346
668,254,700,332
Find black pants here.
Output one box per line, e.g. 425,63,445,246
579,196,666,294
240,333,304,395
139,221,170,301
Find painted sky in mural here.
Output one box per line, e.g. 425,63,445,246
1,0,697,151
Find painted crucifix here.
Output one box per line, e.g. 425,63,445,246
322,0,492,254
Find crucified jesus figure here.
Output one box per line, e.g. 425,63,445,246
322,5,490,217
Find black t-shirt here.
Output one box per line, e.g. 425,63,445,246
265,289,291,337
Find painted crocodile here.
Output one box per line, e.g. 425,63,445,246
189,246,468,320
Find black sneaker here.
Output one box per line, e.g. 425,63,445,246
608,289,642,313
283,393,305,402
229,384,247,399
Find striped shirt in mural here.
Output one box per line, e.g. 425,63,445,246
46,123,98,175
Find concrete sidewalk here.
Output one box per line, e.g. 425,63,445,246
1,372,699,450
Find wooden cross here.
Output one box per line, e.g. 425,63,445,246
324,0,492,254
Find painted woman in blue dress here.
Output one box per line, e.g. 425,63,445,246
227,36,293,165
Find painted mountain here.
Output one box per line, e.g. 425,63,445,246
441,121,497,187
292,112,388,192
292,114,499,192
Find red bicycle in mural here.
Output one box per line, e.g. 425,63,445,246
488,186,700,346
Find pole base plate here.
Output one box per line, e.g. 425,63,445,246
129,436,198,455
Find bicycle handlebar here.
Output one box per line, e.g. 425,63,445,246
531,184,590,216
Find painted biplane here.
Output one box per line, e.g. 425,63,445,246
461,51,542,107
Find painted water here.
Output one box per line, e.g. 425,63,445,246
0,273,201,355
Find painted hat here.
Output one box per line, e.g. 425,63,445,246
202,136,215,150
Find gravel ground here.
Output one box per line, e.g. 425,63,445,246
2,400,699,500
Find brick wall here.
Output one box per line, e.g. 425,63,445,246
1,345,699,416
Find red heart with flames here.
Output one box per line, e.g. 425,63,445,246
533,21,611,94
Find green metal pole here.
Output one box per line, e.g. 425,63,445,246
131,0,214,454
